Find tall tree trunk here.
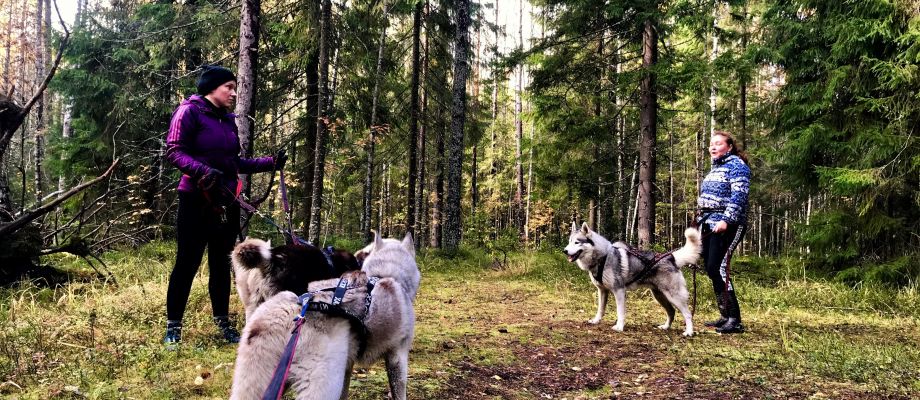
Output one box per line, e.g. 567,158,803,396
489,1,498,182
615,41,627,238
58,102,71,193
669,123,674,246
406,0,421,235
471,15,480,216
637,19,658,249
363,12,388,243
235,0,260,236
3,0,12,92
308,0,333,243
383,162,391,237
738,1,748,144
415,0,430,246
443,0,471,251
431,111,445,248
525,103,534,242
33,0,44,200
513,0,525,236
709,3,719,136
300,50,319,232
591,19,604,233
377,163,385,234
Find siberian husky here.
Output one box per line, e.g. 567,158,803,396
228,232,420,400
563,222,701,336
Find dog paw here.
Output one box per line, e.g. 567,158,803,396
657,323,671,330
587,317,601,325
612,324,624,332
682,330,694,337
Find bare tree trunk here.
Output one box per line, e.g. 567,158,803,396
3,0,12,92
489,1,498,183
383,162,391,237
513,0,525,236
627,154,638,241
235,0,260,236
637,19,658,249
431,114,445,248
363,11,388,243
471,16,480,216
738,1,748,144
33,0,44,200
58,102,71,193
669,123,675,246
443,0,471,251
588,197,596,230
709,3,719,136
308,0,333,243
415,0,430,245
377,163,385,234
300,50,319,231
525,104,534,243
406,0,421,235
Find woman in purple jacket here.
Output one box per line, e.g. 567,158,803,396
163,66,286,345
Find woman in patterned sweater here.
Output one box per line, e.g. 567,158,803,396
697,130,750,334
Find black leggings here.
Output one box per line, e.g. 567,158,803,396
166,191,240,321
702,223,746,293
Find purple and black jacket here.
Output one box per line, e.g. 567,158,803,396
166,95,274,197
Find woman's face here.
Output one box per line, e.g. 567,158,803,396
206,81,237,109
709,134,732,160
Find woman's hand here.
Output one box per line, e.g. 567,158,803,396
274,149,288,170
198,168,223,190
713,220,728,233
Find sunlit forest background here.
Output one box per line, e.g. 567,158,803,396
1,0,917,284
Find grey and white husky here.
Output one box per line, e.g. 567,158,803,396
229,231,420,400
563,222,701,336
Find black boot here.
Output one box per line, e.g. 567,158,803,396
704,291,729,328
214,316,241,344
716,290,744,334
163,320,182,348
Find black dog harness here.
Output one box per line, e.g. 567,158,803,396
262,275,380,400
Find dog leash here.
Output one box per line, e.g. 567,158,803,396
262,292,315,400
222,172,310,246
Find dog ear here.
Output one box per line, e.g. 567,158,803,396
581,222,591,235
571,221,578,233
373,229,384,251
402,232,415,256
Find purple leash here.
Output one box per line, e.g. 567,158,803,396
262,293,314,400
278,168,309,245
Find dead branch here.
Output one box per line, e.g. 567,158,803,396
0,160,120,239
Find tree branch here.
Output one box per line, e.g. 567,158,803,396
0,159,120,239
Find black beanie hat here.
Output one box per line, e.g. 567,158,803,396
196,66,237,95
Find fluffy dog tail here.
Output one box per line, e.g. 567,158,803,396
671,228,702,268
231,238,272,270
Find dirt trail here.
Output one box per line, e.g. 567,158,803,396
418,310,910,399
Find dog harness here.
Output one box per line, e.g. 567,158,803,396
262,275,380,400
594,245,679,287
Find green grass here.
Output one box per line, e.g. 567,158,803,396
1,243,918,398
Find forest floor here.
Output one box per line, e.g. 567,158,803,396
1,242,919,399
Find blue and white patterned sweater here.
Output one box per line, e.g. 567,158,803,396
698,154,751,227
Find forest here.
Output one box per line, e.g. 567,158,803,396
0,0,918,398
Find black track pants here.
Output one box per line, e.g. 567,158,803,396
166,191,240,321
702,223,746,293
